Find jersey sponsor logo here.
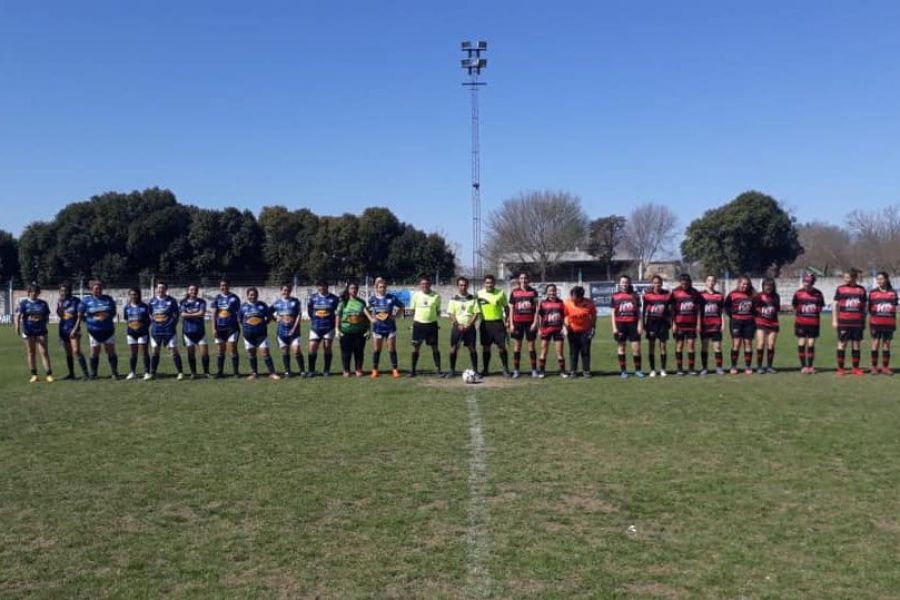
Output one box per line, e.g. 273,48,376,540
246,316,264,326
873,302,896,316
346,314,362,324
799,303,819,314
759,306,776,319
314,309,331,317
704,304,719,315
842,298,862,311
219,309,231,318
279,315,295,323
736,300,752,314
618,301,635,313
375,312,390,321
647,303,666,316
678,300,695,314
154,313,169,323
128,321,142,330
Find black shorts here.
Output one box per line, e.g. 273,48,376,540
870,327,894,341
479,320,507,347
152,333,175,347
701,330,722,342
794,325,820,339
838,328,864,343
644,320,669,342
613,322,640,343
673,330,697,341
756,324,780,334
541,330,565,342
730,320,756,340
412,322,439,346
510,322,537,342
450,326,477,348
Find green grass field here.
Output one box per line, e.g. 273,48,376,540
2,319,899,598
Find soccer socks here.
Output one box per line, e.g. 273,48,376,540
806,347,815,368
77,354,89,377
743,350,752,369
675,351,683,372
89,355,99,377
282,352,291,373
851,349,860,369
766,348,774,368
66,354,75,377
173,353,183,374
557,356,566,372
201,354,210,375
648,350,656,372
513,351,521,371
633,354,642,372
188,353,197,375
482,349,491,373
660,353,667,371
883,350,891,369
449,351,458,372
390,351,398,369
216,354,225,375
871,350,879,368
130,354,138,375
469,349,479,372
730,349,739,368
231,354,240,375
264,355,276,375
373,350,382,370
249,355,258,375
617,353,627,372
837,349,846,369
108,354,119,377
688,351,695,372
323,351,333,374
529,350,537,371
715,351,723,368
308,352,318,373
798,345,807,368
499,349,510,371
432,349,442,371
756,349,764,368
700,350,709,370
410,350,420,374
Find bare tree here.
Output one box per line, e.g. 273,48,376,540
787,221,855,276
622,202,678,279
846,205,900,272
485,190,589,281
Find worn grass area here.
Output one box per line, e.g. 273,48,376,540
1,321,899,598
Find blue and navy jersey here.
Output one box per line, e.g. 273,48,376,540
57,296,81,335
123,302,151,338
368,293,403,334
271,296,302,339
18,298,50,336
79,294,117,337
240,301,270,338
149,295,180,337
308,292,339,333
213,293,241,331
180,298,207,337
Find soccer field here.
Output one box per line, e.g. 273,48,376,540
2,320,899,598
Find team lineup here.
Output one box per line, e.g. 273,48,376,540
14,269,898,383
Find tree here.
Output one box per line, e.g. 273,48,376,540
845,205,900,273
622,203,678,279
485,190,589,281
586,215,626,280
18,221,60,284
259,206,320,283
681,191,802,276
0,230,20,283
787,221,855,276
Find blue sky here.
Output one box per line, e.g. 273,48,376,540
2,0,900,266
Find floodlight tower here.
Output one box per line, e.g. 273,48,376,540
461,40,487,278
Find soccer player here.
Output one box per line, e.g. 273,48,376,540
868,271,896,375
833,268,867,376
445,277,481,378
271,283,305,378
791,273,825,374
123,288,151,380
564,286,596,377
699,275,725,375
239,287,280,380
212,278,242,378
16,283,52,383
365,277,404,378
642,275,671,377
725,276,756,375
508,272,540,378
79,280,120,379
307,280,340,377
670,273,704,376
537,283,566,378
409,276,442,377
57,282,89,379
477,274,510,377
148,281,184,380
753,278,780,374
180,284,210,378
336,281,368,377
611,275,643,379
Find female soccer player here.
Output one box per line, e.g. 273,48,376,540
670,273,703,376
725,276,755,375
57,282,89,379
446,276,481,378
508,272,540,378
564,286,596,378
213,278,242,378
148,281,184,380
753,278,780,374
79,280,120,379
123,287,151,380
272,283,305,378
699,275,725,375
537,284,567,378
792,273,825,374
611,275,643,379
868,271,897,375
239,287,280,380
180,284,210,378
409,276,442,377
365,277,404,378
833,269,867,376
16,283,53,382
336,281,368,377
307,280,340,377
642,275,671,377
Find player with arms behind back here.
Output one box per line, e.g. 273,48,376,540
753,278,780,374
240,287,280,380
833,268,867,376
123,287,151,380
611,275,643,379
307,281,340,377
148,281,184,380
16,283,53,383
792,273,825,374
699,275,725,375
670,273,704,376
79,280,120,380
271,283,305,378
564,286,597,378
642,275,671,377
212,278,242,378
537,284,566,378
365,277,404,378
57,282,90,380
508,272,540,378
180,284,210,378
725,276,755,375
868,271,897,375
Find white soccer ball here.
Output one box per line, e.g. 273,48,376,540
462,369,478,384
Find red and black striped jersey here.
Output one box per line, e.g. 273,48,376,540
700,290,724,332
611,291,641,325
834,284,867,328
753,292,780,329
538,298,565,335
724,290,754,321
791,288,825,327
510,287,539,325
671,287,703,331
868,288,898,329
642,289,672,323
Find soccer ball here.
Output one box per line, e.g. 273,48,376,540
462,369,479,384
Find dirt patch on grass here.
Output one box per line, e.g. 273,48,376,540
624,581,686,599
872,519,900,534
555,492,618,514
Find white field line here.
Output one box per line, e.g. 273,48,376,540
465,391,491,598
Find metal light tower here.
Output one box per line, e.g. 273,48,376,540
461,40,487,278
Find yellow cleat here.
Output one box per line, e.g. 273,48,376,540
29,375,39,383
45,375,54,383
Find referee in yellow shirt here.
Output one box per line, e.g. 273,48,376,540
477,274,511,377
409,276,442,377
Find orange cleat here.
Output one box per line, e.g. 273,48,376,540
852,368,865,376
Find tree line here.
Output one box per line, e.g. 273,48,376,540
3,188,456,286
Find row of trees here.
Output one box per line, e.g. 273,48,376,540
8,188,456,285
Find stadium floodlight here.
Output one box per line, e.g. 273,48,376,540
477,40,487,50
461,41,472,50
460,40,488,277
